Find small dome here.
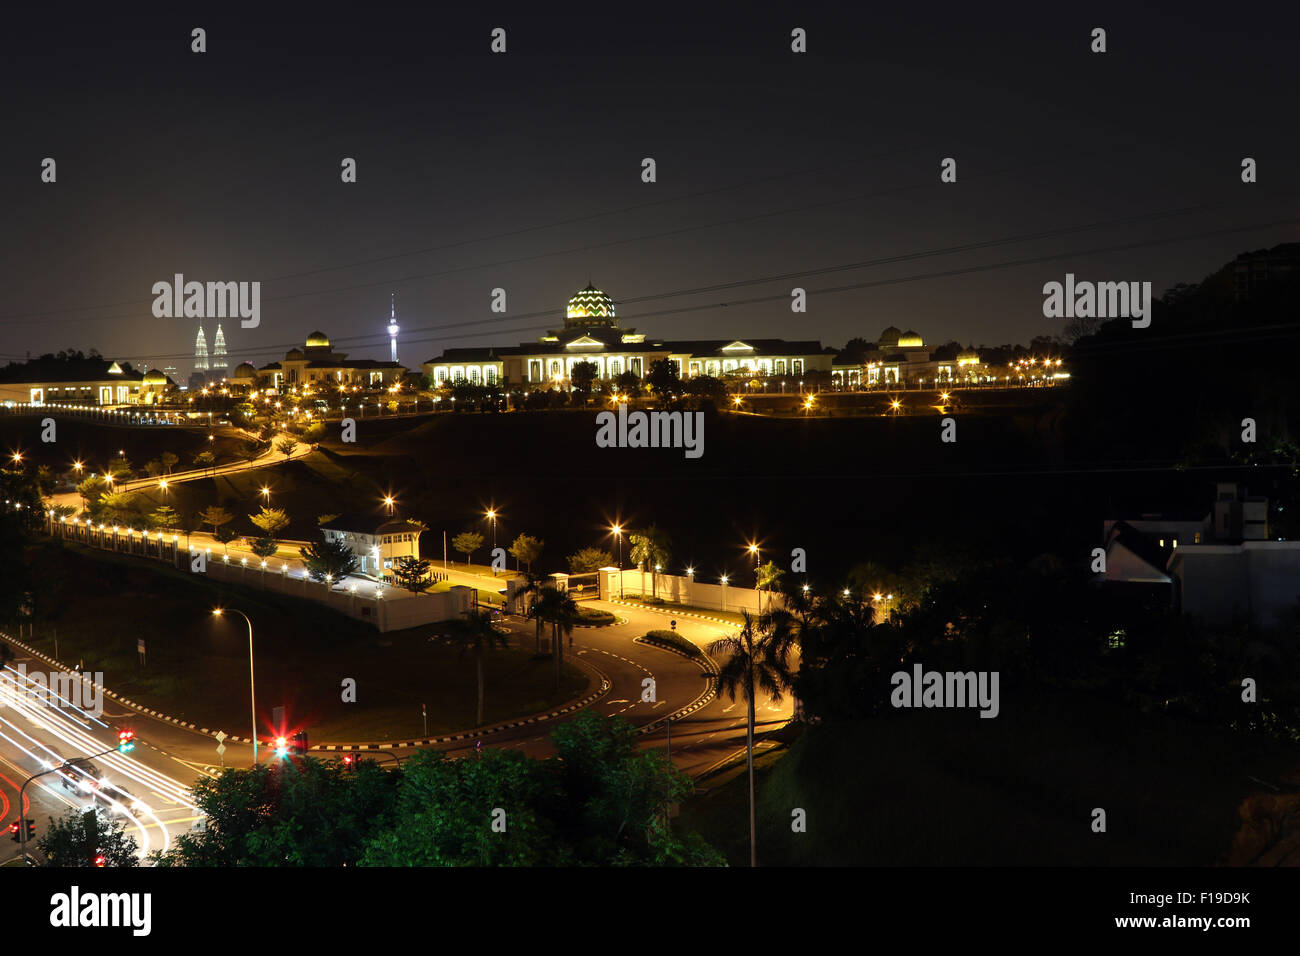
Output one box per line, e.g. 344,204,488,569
232,362,258,379
566,284,616,325
305,331,331,348
878,326,901,346
898,330,924,347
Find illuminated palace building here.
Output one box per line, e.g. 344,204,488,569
233,331,406,392
830,327,985,388
421,284,835,388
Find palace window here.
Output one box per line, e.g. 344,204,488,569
529,360,542,382
630,358,642,377
775,359,787,374
688,361,701,376
609,358,622,377
792,359,804,375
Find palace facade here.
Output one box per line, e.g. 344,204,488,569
236,331,406,392
420,284,836,388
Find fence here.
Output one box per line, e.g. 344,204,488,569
44,516,473,632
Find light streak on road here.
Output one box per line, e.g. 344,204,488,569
0,668,198,861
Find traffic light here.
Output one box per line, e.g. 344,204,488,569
341,753,356,773
274,736,289,758
291,731,308,755
93,853,106,867
10,819,35,842
117,729,135,753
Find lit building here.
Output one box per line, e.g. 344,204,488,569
0,357,171,407
193,324,210,372
211,323,229,373
254,331,406,392
831,327,988,388
319,513,425,575
420,283,835,387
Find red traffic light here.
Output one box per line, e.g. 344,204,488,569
117,729,135,752
93,854,106,867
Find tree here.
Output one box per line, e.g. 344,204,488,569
616,370,642,398
570,360,599,406
439,609,509,727
646,358,683,404
76,475,110,515
518,571,548,653
199,505,234,546
549,712,719,865
251,537,279,559
37,805,139,867
317,513,340,526
178,510,199,550
275,436,297,456
452,530,484,566
393,555,432,593
214,526,236,554
250,506,290,540
360,749,554,866
51,503,76,521
755,560,783,613
707,610,796,867
533,585,579,692
508,533,544,572
193,450,215,469
160,451,179,474
300,537,358,583
629,526,671,599
151,758,396,867
568,547,614,574
151,505,179,532
100,491,137,525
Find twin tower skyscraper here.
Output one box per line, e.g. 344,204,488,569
191,293,401,376
192,321,227,373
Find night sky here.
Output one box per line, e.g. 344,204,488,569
1,3,1296,373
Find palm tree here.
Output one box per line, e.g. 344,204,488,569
756,560,784,614
442,609,508,727
520,571,548,653
533,585,579,693
707,609,795,867
629,526,671,599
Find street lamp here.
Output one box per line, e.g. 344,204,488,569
610,523,624,599
212,608,258,766
485,508,498,574
382,495,395,517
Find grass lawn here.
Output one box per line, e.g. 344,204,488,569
17,541,588,743
679,690,1300,866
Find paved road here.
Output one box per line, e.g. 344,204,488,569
0,658,205,866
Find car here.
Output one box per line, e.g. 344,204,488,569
57,761,104,795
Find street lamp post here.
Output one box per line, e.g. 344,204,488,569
212,608,258,766
611,524,624,599
486,508,497,575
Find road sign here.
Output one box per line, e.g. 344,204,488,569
214,730,227,743
670,619,677,630
215,742,226,757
